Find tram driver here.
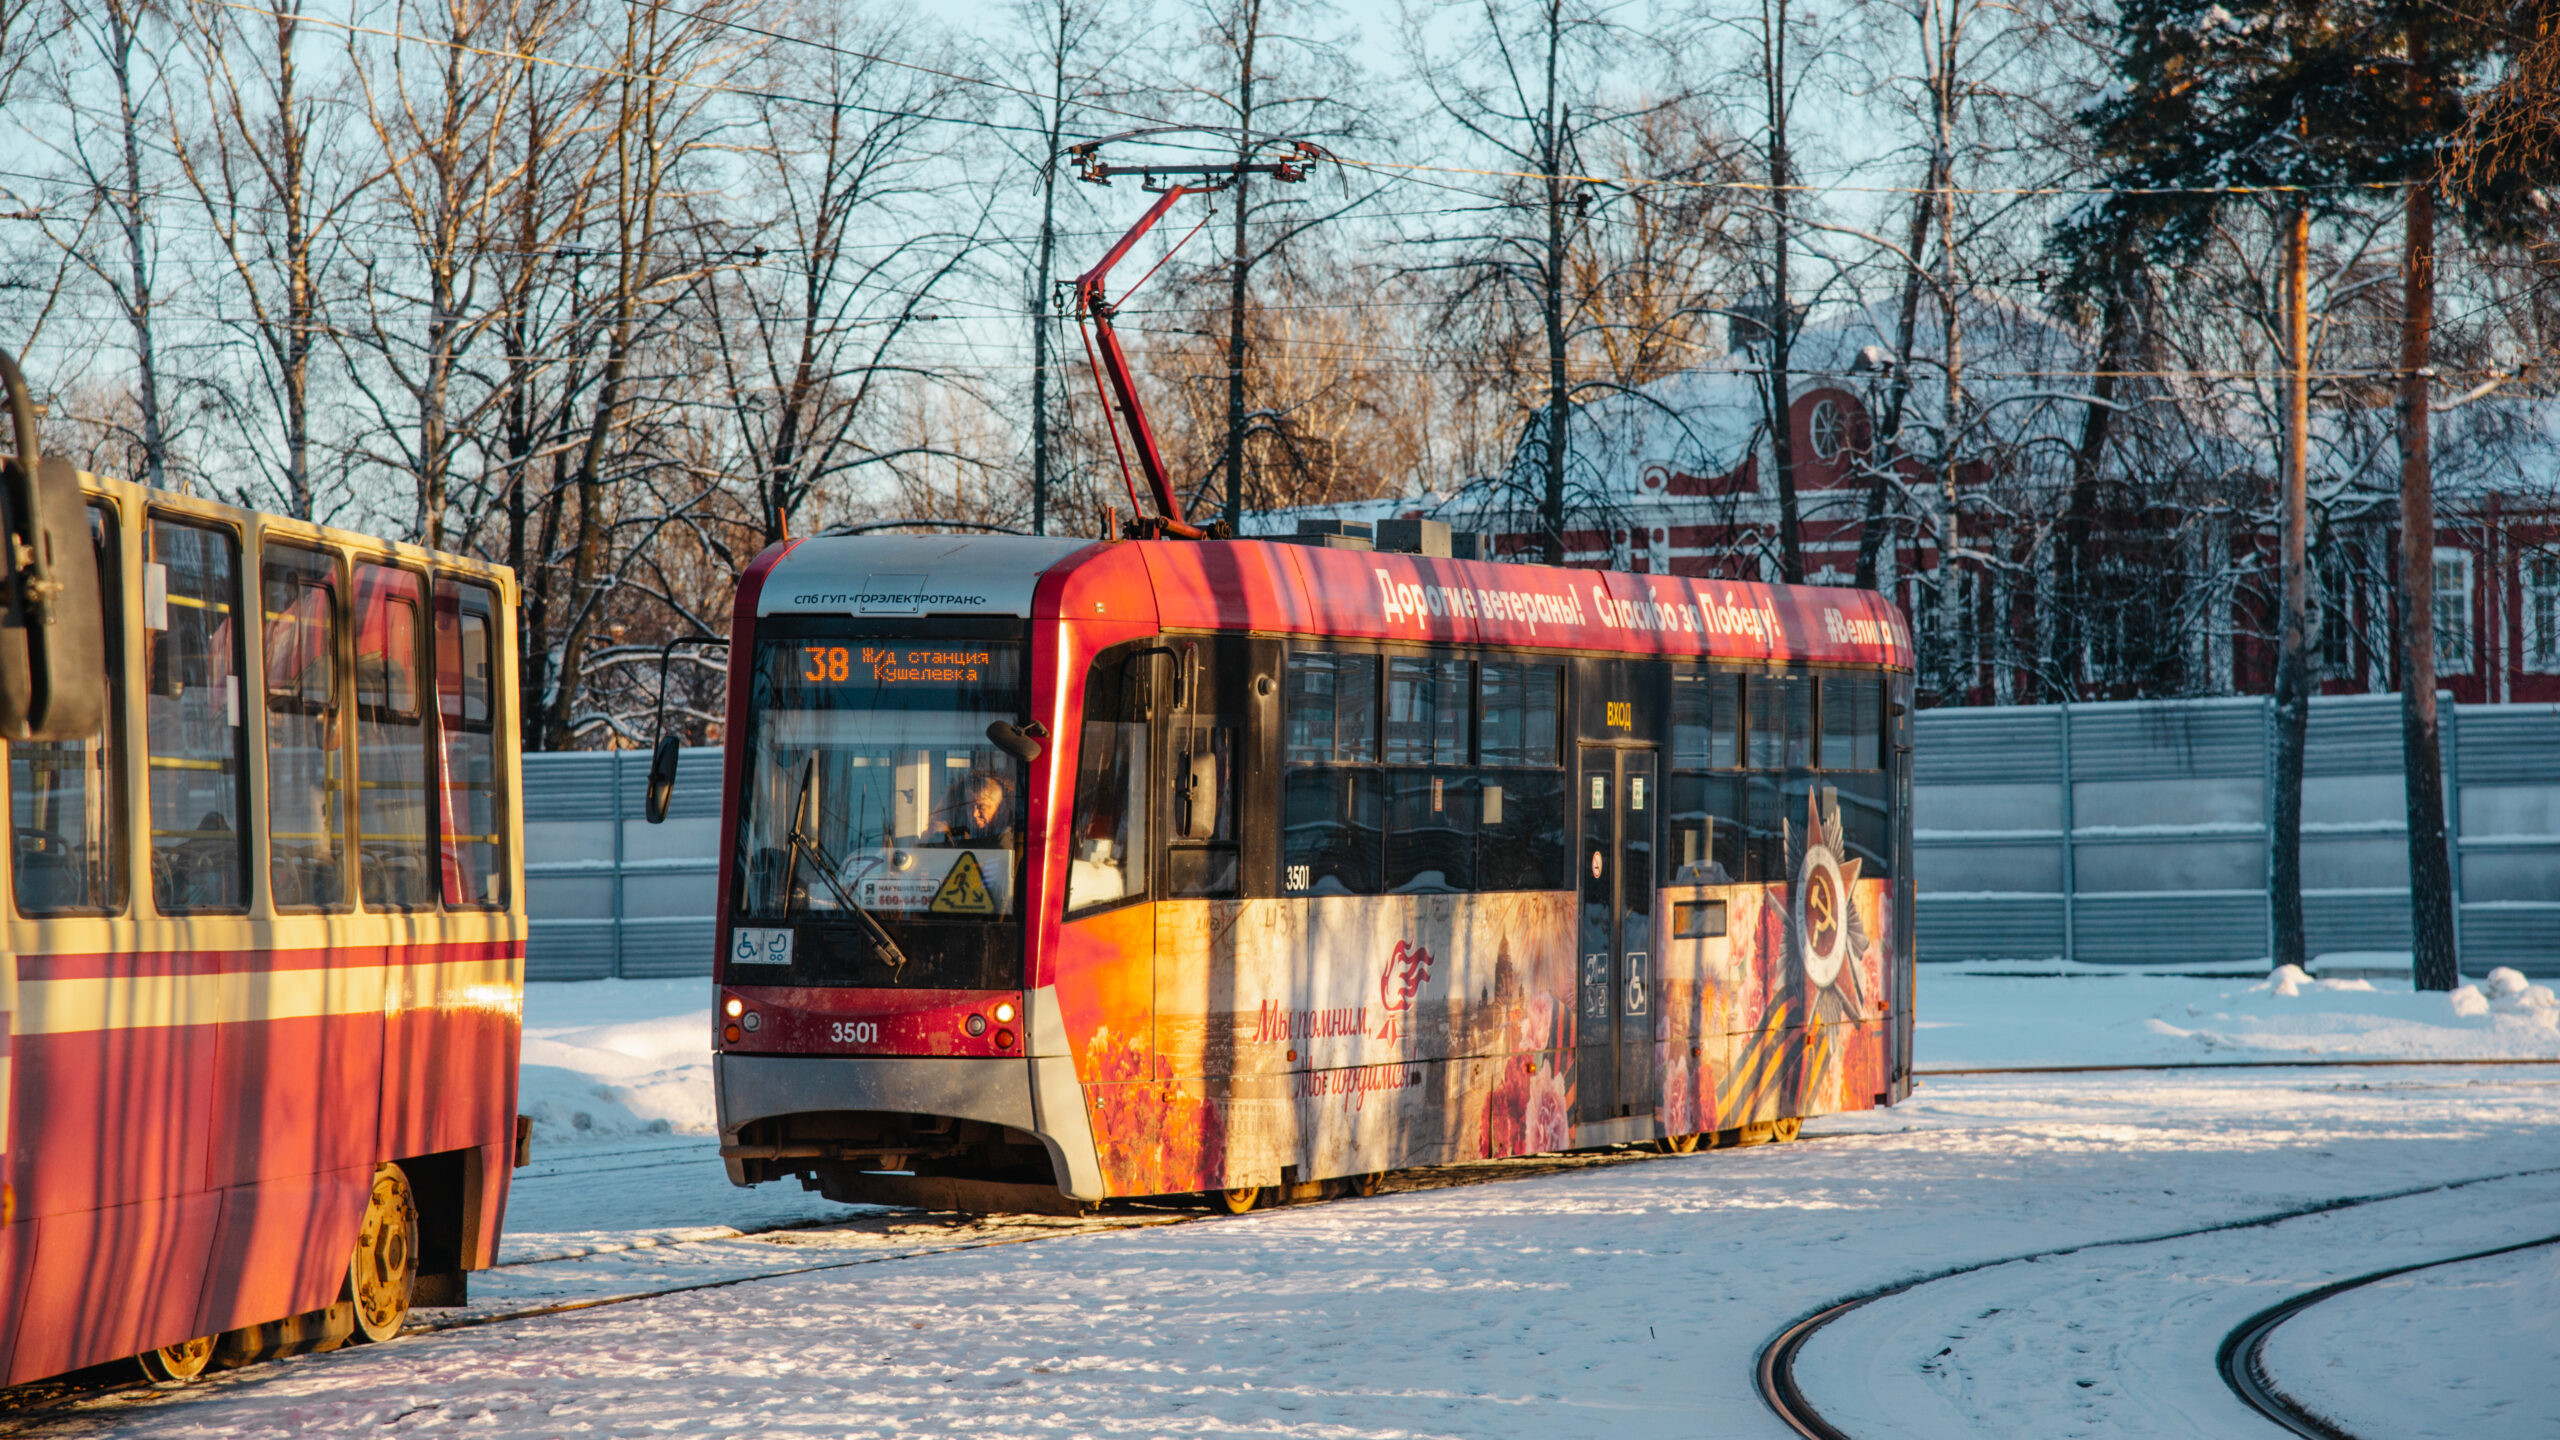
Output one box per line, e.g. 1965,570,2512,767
941,770,1017,851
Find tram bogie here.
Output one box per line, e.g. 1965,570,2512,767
707,532,1916,1210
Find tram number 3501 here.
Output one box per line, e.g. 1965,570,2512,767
830,1021,880,1044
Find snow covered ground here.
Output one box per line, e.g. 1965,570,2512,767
22,965,2560,1438
2260,1236,2560,1439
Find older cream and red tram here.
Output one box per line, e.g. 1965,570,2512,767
708,530,1915,1212
0,462,523,1383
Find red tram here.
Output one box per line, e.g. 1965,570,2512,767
0,365,524,1383
709,531,1915,1211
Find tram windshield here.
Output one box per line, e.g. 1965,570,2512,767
736,637,1026,924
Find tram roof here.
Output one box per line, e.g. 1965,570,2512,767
754,533,1912,670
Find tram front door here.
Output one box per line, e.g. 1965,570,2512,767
1576,746,1657,1123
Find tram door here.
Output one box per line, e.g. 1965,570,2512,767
1576,746,1657,1123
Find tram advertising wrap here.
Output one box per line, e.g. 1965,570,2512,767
712,533,1914,1212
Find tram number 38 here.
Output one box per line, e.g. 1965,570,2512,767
830,1021,880,1044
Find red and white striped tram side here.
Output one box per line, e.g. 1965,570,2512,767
710,532,1913,1210
0,468,523,1384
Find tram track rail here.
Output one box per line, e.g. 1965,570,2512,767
1753,1164,2560,1440
0,1140,1689,1429
1920,1057,2560,1076
2217,1231,2560,1440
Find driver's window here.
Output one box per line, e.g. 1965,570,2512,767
1065,646,1149,916
11,501,126,917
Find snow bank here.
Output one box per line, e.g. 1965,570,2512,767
519,979,717,1146
1918,964,2560,1068
514,968,2560,1143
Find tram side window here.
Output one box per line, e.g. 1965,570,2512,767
354,563,435,910
144,517,249,914
1479,660,1561,765
262,545,347,911
437,578,508,907
1283,649,1384,895
1475,768,1567,891
1820,674,1891,878
1284,651,1378,763
1670,671,1740,770
1065,649,1148,915
12,502,126,917
1384,656,1472,892
1665,670,1744,883
1474,659,1566,889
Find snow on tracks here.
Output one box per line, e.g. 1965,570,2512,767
25,1069,2560,1440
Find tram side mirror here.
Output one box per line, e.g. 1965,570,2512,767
1179,749,1219,839
0,346,106,741
986,719,1044,763
643,734,681,824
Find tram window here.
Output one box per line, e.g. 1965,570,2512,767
1385,656,1470,765
1167,719,1238,899
1385,770,1473,892
12,502,127,917
1065,647,1151,916
144,517,249,914
1282,768,1382,895
1663,774,1742,884
1285,651,1378,764
1479,661,1562,766
1746,674,1813,770
1670,671,1741,770
437,579,508,907
262,544,347,911
354,563,435,910
1820,675,1883,771
1745,773,1788,882
1829,773,1894,879
1475,769,1567,890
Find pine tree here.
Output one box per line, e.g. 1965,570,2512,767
2057,0,2376,977
2065,0,2542,988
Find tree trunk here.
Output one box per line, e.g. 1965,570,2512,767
1853,183,1936,591
1764,0,1801,584
1030,21,1062,537
108,1,167,491
2056,280,2128,700
2398,173,2459,991
2270,205,2311,973
1538,15,1567,567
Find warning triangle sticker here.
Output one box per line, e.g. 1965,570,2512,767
927,851,997,915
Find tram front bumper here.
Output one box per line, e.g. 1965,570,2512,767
713,1052,1105,1200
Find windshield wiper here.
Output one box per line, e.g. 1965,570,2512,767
783,757,911,982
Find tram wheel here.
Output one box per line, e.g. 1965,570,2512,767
1737,1120,1777,1146
1772,1117,1802,1143
1351,1171,1385,1198
137,1334,216,1382
1658,1132,1703,1155
348,1163,420,1344
1220,1185,1263,1214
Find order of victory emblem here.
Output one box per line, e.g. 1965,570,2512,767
1792,786,1873,1013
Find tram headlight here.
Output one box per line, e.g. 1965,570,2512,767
741,1011,762,1033
724,997,744,1018
994,1028,1016,1050
965,1013,988,1037
722,1023,742,1044
993,1001,1016,1024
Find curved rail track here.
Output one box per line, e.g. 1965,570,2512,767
2217,1231,2560,1440
1754,1164,2560,1439
1921,1058,2560,1076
